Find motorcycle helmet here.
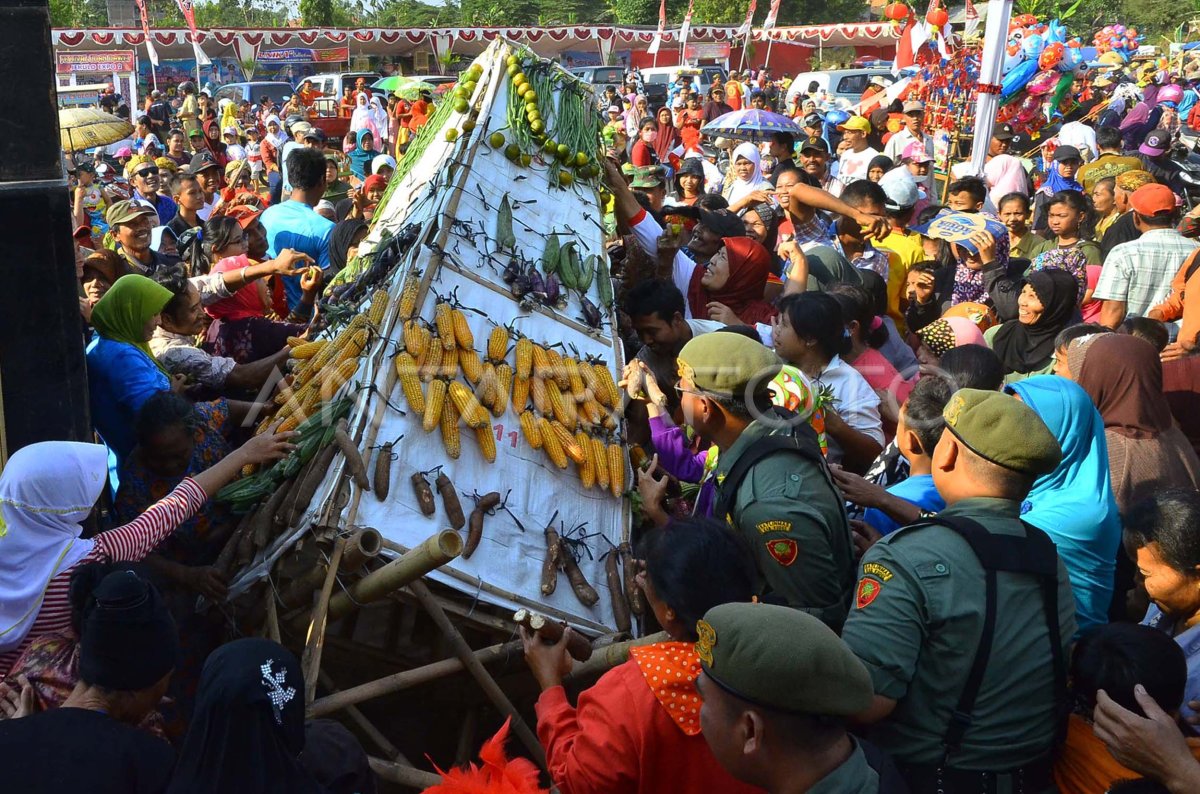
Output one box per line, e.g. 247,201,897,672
284,114,304,131
179,81,195,93
824,108,850,128
1158,84,1184,105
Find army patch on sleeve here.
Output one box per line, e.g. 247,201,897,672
765,538,798,566
756,520,792,534
856,577,882,609
862,562,893,581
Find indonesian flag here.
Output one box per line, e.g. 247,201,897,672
893,16,917,74
763,0,782,30
736,0,757,37
963,0,980,39
680,0,695,49
175,0,210,64
133,0,158,66
647,0,667,55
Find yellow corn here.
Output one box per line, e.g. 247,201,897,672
550,421,587,465
565,357,586,399
398,275,421,318
273,384,296,406
546,347,569,390
530,376,548,415
277,414,301,433
581,398,604,427
451,308,474,350
579,359,599,395
459,348,483,385
515,337,533,379
594,364,619,408
608,443,625,497
320,358,358,402
287,336,307,348
602,410,619,431
394,353,425,414
576,430,595,489
487,326,509,362
475,424,497,463
440,347,460,380
441,400,461,459
493,364,512,417
423,378,447,432
539,416,568,468
329,328,369,371
546,380,569,426
479,362,497,408
561,396,578,432
512,376,530,413
242,462,259,477
298,383,322,416
403,320,427,359
449,381,488,429
420,340,443,383
531,343,550,379
519,410,542,449
592,437,610,491
435,302,455,349
367,289,389,327
291,340,327,360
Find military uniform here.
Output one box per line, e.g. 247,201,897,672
696,602,906,794
841,390,1076,794
677,334,855,631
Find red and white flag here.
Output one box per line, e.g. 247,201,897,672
680,0,695,49
175,0,210,64
133,0,158,66
736,0,757,37
963,0,980,39
763,0,782,30
647,0,667,55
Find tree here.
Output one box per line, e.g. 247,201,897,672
606,0,658,25
299,0,335,26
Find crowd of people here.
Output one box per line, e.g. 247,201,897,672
6,51,1200,794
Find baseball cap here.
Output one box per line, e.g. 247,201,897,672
903,100,926,114
607,105,621,114
879,167,920,211
222,126,239,136
1128,183,1177,216
667,204,746,238
837,116,872,134
993,123,1015,141
802,113,823,129
291,121,315,139
902,140,934,164
1140,129,1170,157
188,151,220,173
1052,145,1083,163
220,203,265,230
800,135,830,154
105,199,157,226
187,128,204,138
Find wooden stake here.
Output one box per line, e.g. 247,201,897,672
409,579,547,770
368,757,442,790
317,670,413,765
302,536,346,705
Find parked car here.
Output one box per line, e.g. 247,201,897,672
567,65,626,95
638,66,721,107
213,81,294,109
302,72,379,104
784,68,895,108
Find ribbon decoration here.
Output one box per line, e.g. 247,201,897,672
174,0,210,65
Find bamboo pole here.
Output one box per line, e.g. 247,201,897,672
368,757,443,790
317,670,413,765
302,536,346,704
409,579,547,770
278,528,383,610
324,529,462,622
562,631,669,684
307,638,525,718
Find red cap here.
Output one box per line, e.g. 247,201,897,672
1129,183,1177,217
221,202,266,229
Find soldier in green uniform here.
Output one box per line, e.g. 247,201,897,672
695,601,906,793
842,389,1077,794
673,333,854,630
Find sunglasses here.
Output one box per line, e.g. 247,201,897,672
135,166,160,177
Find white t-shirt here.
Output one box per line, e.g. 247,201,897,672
837,146,880,186
1057,122,1098,161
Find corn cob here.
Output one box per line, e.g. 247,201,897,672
435,302,455,349
519,410,542,449
487,326,509,362
576,430,595,489
291,340,327,360
274,384,296,406
539,416,568,468
299,383,322,416
451,308,474,350
441,400,461,459
581,398,604,427
512,376,531,413
550,421,587,465
394,353,425,414
602,411,619,431
530,376,549,415
326,328,368,374
320,358,358,402
531,343,550,379
398,275,421,318
474,424,497,463
594,364,619,408
459,348,483,384
440,347,460,380
423,378,447,431
565,357,586,400
479,362,497,408
449,382,488,429
419,340,443,383
546,380,569,426
608,443,625,497
493,364,512,417
561,396,578,432
277,414,301,433
592,437,610,491
515,337,534,379
367,289,389,327
579,359,599,395
287,336,307,348
403,320,427,359
546,347,569,390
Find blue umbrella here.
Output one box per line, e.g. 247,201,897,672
700,109,801,143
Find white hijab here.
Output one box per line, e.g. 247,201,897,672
0,441,108,654
724,141,772,205
350,93,380,140
369,96,389,138
264,114,285,149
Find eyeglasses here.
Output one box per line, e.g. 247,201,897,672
674,384,705,399
134,166,159,177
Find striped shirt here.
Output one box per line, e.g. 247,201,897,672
1094,228,1199,326
0,477,208,679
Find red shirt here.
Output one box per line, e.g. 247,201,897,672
535,644,764,794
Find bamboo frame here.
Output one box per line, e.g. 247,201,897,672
368,757,443,790
302,536,346,705
324,529,462,622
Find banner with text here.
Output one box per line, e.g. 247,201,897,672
258,47,350,64
57,50,136,73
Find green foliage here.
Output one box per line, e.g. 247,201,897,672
299,0,335,26
606,0,658,25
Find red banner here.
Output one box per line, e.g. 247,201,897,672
763,0,781,29
175,0,198,36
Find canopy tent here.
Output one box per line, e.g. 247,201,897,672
762,22,900,48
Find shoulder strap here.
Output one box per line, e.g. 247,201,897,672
1183,248,1200,292
857,738,910,794
712,411,826,522
921,514,1066,762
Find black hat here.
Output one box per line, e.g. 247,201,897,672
802,113,823,129
1052,145,1083,163
676,157,705,178
800,135,830,153
79,570,178,691
667,205,746,238
993,123,1015,141
189,151,220,173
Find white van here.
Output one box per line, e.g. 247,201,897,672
784,68,894,108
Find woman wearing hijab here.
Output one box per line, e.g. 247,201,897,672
346,129,378,181
368,96,389,151
166,638,325,794
1032,146,1085,231
1006,376,1122,636
652,106,681,165
349,92,381,143
985,268,1078,383
1067,333,1200,512
867,154,894,183
624,94,649,134
685,236,777,326
324,219,372,292
667,157,705,206
81,249,129,309
630,118,660,168
0,433,292,679
201,119,228,169
914,315,987,364
723,142,773,209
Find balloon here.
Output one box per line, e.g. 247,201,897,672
1001,59,1040,101
1004,48,1026,73
1046,19,1067,44
1058,46,1082,72
1016,94,1041,122
1039,42,1064,70
1028,68,1061,96
1049,72,1074,109
1022,34,1045,61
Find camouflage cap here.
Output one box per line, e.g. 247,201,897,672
630,165,667,189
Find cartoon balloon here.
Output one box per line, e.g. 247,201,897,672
1039,42,1064,70
1058,45,1082,72
1004,47,1026,73
1022,33,1045,61
1027,69,1061,96
1001,59,1040,101
1016,93,1041,122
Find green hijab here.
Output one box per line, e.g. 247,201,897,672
90,274,173,375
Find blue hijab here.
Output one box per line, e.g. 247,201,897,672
347,128,377,180
1039,160,1083,195
1008,375,1121,636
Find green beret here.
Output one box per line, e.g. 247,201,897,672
943,388,1062,476
696,602,873,716
677,333,782,399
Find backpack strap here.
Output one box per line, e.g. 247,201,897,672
920,514,1066,764
711,412,827,523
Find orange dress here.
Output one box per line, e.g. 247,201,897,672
1054,713,1200,794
